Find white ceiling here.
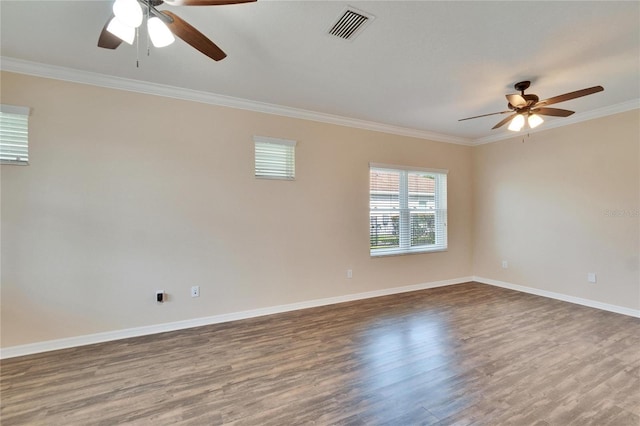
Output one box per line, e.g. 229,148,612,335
1,1,639,144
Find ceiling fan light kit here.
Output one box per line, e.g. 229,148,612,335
113,0,143,28
107,16,136,45
98,0,257,62
148,16,176,47
459,80,604,133
507,112,544,132
528,113,544,129
507,114,525,132
107,0,175,48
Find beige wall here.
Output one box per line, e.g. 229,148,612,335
2,71,638,350
0,72,473,347
473,110,640,310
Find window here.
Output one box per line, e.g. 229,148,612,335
254,136,296,180
370,163,447,256
0,104,30,165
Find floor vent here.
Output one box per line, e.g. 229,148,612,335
328,7,374,41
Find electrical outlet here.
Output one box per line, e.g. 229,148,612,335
587,273,597,283
502,260,509,269
191,286,200,297
156,291,165,303
347,269,353,279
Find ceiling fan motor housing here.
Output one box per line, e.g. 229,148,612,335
508,94,539,110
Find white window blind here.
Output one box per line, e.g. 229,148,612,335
0,104,30,165
254,136,296,180
370,163,447,256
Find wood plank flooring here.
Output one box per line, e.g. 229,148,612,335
1,282,639,425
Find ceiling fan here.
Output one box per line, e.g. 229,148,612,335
98,0,256,61
459,81,604,131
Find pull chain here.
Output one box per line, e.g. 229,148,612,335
136,26,140,68
146,4,150,57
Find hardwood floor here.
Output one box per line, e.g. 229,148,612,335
1,282,639,425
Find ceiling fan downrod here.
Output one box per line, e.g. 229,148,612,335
514,80,530,95
140,0,175,24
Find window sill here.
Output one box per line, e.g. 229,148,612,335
370,247,448,258
1,161,29,166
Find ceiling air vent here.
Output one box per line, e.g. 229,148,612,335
328,7,374,41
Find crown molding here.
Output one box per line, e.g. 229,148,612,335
3,57,636,147
471,99,640,145
0,56,473,146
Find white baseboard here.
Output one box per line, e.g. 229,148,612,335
0,276,473,359
474,276,640,318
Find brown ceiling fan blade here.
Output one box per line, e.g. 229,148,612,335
161,11,226,61
536,86,604,107
98,15,123,49
506,94,526,108
163,0,256,5
532,107,575,117
492,113,517,130
459,110,512,121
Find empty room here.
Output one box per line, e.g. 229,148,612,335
1,1,639,425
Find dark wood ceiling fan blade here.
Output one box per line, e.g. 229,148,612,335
506,94,526,108
492,113,517,130
536,86,604,107
161,11,227,61
97,15,123,49
163,0,256,5
532,107,575,117
459,110,512,121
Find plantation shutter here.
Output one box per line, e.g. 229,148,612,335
254,136,296,180
0,104,30,165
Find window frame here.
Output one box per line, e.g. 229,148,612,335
0,104,30,166
254,136,296,180
369,163,448,257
